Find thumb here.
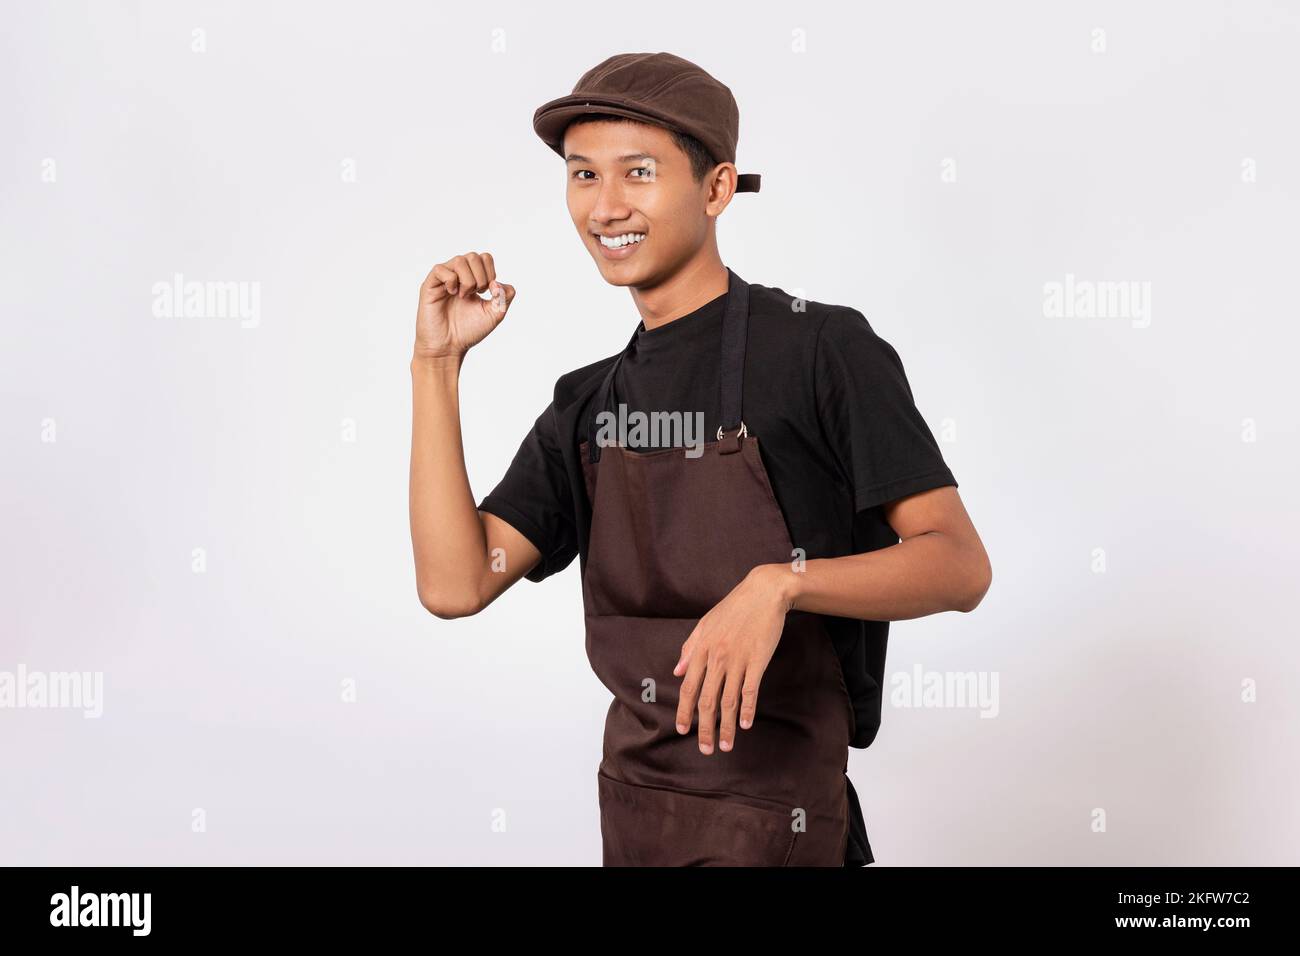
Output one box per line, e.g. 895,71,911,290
487,280,516,319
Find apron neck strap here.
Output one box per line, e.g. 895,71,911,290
586,266,750,464
717,267,749,437
586,325,636,464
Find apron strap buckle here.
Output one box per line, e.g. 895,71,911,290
717,421,747,455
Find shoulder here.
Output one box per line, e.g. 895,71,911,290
745,280,881,359
815,304,901,371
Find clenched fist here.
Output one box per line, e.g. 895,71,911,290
414,252,517,360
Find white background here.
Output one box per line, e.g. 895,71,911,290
2,0,1297,865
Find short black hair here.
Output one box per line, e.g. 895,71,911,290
564,113,716,185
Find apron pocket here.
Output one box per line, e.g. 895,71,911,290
597,769,798,867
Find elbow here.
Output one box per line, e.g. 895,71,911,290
417,584,484,620
954,550,993,614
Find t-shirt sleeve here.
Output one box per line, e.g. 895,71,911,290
476,400,578,583
815,308,958,513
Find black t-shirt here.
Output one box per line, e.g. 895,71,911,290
477,279,958,855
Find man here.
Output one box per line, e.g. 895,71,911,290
409,52,992,866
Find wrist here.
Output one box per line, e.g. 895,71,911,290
750,562,802,612
411,349,464,375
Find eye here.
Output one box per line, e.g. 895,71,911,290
630,166,652,179
571,169,595,181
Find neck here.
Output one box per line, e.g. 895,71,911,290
629,245,729,331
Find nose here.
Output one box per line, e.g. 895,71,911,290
589,178,634,230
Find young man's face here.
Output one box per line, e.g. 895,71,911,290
563,119,718,288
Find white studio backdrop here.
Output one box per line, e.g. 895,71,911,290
2,0,1297,865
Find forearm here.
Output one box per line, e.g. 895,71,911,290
409,352,490,615
757,531,989,622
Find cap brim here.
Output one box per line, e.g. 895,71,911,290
533,94,688,158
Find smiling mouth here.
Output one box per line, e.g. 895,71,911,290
594,231,646,260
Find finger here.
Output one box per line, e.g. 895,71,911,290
430,264,458,299
449,257,476,298
484,280,510,320
695,654,726,756
464,252,489,294
718,664,744,752
739,668,762,731
675,640,705,735
480,251,496,285
435,261,462,296
673,634,698,677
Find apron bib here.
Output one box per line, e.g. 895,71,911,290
578,267,858,866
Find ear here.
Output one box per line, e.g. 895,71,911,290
705,162,738,216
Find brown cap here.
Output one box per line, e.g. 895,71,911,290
533,52,761,193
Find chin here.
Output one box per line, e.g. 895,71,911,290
593,257,650,287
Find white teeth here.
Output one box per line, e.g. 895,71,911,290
598,233,645,248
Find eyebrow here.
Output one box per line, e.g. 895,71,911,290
565,153,659,164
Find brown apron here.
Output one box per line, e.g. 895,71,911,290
577,267,859,866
